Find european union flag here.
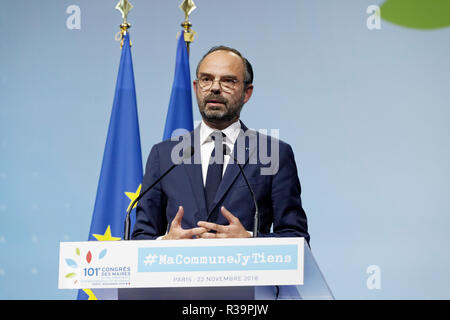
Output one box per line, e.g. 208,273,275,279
163,32,194,140
77,33,143,300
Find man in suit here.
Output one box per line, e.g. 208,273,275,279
132,46,309,243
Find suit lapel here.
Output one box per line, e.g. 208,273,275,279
183,126,208,218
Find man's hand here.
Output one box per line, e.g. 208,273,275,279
162,206,208,240
197,206,252,239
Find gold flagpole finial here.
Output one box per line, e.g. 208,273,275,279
179,0,197,54
180,0,196,22
115,0,133,48
116,0,133,25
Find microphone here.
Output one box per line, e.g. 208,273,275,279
222,144,259,238
123,146,194,240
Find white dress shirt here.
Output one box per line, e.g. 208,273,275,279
199,120,241,186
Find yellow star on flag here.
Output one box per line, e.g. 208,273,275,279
125,184,141,212
82,289,98,300
92,225,121,241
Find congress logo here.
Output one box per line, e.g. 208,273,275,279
63,247,108,284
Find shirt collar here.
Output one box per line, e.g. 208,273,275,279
200,120,241,145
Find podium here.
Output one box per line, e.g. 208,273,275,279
59,237,333,300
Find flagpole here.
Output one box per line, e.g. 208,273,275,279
179,0,197,55
78,0,142,300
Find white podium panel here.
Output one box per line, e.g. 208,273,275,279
59,237,304,290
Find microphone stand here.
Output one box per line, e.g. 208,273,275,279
223,145,259,237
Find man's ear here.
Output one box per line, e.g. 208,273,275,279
243,84,254,104
193,79,198,91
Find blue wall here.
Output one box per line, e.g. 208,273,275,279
1,0,450,299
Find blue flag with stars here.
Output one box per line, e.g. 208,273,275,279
162,32,194,140
77,32,143,300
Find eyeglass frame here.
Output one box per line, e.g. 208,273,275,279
195,74,250,93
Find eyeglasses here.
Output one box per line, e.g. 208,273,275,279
196,75,242,93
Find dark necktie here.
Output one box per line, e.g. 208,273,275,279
204,132,225,212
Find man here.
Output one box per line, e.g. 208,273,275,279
132,46,309,243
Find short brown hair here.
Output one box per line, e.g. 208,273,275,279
196,46,254,86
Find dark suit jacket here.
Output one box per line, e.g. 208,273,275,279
132,122,310,243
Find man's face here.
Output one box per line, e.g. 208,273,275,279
194,50,253,124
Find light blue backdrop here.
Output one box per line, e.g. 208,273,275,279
1,0,449,299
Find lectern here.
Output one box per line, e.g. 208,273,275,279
59,237,333,300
